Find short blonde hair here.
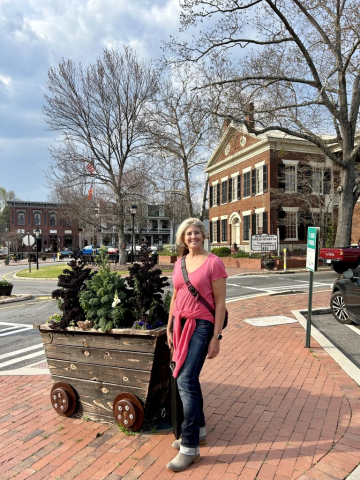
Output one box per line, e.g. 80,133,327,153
176,218,207,256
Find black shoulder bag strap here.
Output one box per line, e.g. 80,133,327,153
180,256,215,317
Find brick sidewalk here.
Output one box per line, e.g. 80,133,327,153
1,290,360,480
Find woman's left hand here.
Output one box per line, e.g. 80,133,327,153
207,337,220,359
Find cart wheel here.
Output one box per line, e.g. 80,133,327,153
113,393,144,431
50,382,77,417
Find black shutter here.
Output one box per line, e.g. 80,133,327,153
237,174,241,199
278,163,285,190
222,180,228,204
278,211,285,240
298,222,305,241
209,221,213,242
263,212,268,234
228,178,232,202
217,219,220,242
209,186,213,208
252,169,256,196
252,213,256,235
263,164,268,193
216,184,220,205
324,168,331,194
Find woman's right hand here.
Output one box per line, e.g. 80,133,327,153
167,329,173,350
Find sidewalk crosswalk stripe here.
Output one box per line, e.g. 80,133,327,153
0,343,43,360
0,326,32,337
0,351,45,369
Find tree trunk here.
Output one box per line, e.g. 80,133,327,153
334,166,356,247
199,176,209,221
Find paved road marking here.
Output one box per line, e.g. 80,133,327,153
0,326,33,337
0,300,49,310
0,343,43,360
0,321,32,327
0,350,45,369
346,325,360,336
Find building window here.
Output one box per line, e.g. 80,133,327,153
221,219,227,241
244,172,251,197
50,213,57,226
212,221,218,242
213,185,218,206
243,215,250,240
256,168,263,195
312,167,323,194
65,216,71,226
256,213,263,234
231,177,237,201
285,165,297,193
285,212,298,239
17,212,25,225
221,180,227,204
34,213,41,226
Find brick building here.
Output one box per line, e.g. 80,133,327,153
8,201,80,253
205,123,359,252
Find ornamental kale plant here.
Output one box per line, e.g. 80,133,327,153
50,259,95,330
126,245,170,329
79,247,133,332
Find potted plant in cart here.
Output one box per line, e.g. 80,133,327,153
0,279,13,296
36,246,171,431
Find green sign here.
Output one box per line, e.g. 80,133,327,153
306,227,320,272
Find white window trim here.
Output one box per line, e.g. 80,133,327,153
242,210,252,216
231,172,239,178
221,176,229,182
242,166,251,174
255,160,265,168
282,159,299,165
212,217,218,221
221,215,228,219
255,166,264,196
255,207,265,214
282,207,299,212
211,180,219,186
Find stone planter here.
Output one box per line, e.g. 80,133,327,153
0,285,13,296
36,325,170,431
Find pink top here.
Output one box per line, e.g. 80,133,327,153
171,253,227,377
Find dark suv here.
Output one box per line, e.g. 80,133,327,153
330,266,360,325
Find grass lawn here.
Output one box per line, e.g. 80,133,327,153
17,265,173,279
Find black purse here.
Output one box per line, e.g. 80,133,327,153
180,256,228,329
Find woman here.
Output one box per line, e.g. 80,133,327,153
166,218,227,472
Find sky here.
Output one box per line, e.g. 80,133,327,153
0,0,183,201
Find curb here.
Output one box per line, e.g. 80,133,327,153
0,294,32,304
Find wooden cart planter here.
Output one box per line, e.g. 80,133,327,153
36,324,170,431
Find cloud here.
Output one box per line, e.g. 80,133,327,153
0,0,184,200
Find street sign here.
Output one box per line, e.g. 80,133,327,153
251,234,278,251
306,227,320,272
23,234,35,247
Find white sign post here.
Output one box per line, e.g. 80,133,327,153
305,227,320,348
23,234,35,273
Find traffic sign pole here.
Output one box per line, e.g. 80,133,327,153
306,271,314,348
305,227,320,349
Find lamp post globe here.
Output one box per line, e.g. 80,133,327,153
130,205,137,263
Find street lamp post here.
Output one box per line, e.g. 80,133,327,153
130,205,137,263
34,227,40,270
27,230,31,274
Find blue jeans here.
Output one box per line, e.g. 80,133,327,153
177,319,214,448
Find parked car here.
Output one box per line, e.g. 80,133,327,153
330,266,360,325
59,248,74,259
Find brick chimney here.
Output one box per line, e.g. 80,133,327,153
245,103,254,131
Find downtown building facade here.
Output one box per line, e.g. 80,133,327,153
205,122,360,252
